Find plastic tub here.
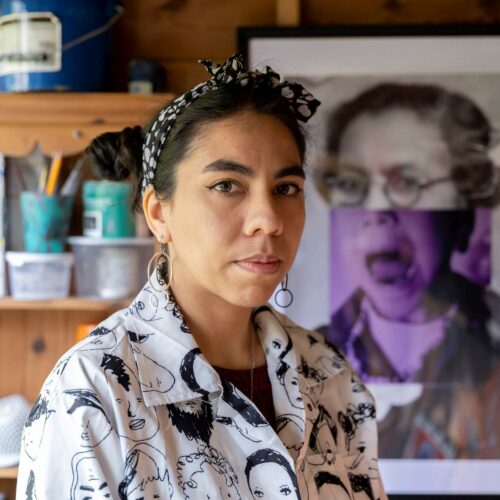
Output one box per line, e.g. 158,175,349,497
68,237,154,300
6,251,73,300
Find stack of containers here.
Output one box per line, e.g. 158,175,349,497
68,180,154,300
6,154,75,300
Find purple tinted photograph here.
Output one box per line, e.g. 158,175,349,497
326,208,498,460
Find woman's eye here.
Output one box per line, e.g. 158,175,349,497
253,489,264,497
209,180,241,193
279,485,292,495
275,183,302,196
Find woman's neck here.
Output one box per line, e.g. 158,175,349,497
169,280,265,370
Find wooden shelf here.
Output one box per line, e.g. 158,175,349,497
0,466,18,479
0,92,174,156
0,296,130,311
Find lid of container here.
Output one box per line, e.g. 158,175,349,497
5,252,75,265
67,236,155,246
83,180,133,198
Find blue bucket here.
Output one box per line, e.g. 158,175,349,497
0,0,123,91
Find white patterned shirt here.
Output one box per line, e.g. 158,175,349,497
17,277,387,500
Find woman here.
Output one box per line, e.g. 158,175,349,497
316,82,498,209
16,56,386,499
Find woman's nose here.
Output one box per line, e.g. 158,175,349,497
363,181,392,209
243,192,284,236
362,210,398,228
127,400,136,417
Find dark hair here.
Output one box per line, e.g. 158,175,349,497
326,82,497,204
86,84,307,212
245,448,300,498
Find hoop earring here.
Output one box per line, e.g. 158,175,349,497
147,243,173,293
274,274,293,308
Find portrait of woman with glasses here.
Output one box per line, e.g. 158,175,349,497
316,82,498,209
313,82,500,460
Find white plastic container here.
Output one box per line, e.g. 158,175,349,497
68,237,155,300
6,251,73,300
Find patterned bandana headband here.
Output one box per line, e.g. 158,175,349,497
141,54,321,193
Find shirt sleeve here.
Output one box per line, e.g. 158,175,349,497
16,364,124,499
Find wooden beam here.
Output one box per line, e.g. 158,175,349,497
276,0,301,26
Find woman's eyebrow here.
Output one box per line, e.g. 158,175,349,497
276,165,305,179
202,159,305,179
202,159,253,176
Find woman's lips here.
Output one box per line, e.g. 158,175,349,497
235,259,281,275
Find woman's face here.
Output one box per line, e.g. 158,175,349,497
332,108,465,209
159,111,305,309
336,210,451,321
249,462,298,498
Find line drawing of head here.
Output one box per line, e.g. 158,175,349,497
314,470,351,499
64,388,113,448
167,398,213,444
169,347,216,444
245,448,300,499
337,402,376,452
177,444,241,499
317,82,497,210
70,451,113,500
276,360,304,410
101,353,159,441
118,443,172,500
79,329,117,351
308,403,337,461
23,395,54,461
275,413,305,459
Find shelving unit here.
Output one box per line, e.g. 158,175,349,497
0,91,173,496
0,297,130,311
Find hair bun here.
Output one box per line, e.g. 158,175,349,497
85,126,143,181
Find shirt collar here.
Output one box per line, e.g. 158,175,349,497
122,276,346,408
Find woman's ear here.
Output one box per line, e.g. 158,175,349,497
142,185,172,242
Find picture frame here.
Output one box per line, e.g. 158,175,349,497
239,25,500,499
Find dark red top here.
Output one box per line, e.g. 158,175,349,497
213,364,277,430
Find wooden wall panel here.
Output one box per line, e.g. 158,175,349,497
1,310,112,403
303,0,500,25
109,0,500,93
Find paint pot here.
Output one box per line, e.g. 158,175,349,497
20,192,74,253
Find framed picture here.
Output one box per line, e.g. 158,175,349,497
239,25,500,498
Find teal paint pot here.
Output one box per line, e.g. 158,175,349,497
20,192,74,253
83,181,135,238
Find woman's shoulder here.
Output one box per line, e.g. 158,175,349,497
40,310,131,398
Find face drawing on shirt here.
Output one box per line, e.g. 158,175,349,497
314,471,351,500
338,402,376,452
101,353,159,442
245,449,299,499
167,398,214,444
79,328,117,351
309,404,337,464
118,443,172,500
177,445,241,499
71,452,112,500
276,360,303,410
64,389,113,448
23,395,54,461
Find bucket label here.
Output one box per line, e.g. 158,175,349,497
0,12,61,76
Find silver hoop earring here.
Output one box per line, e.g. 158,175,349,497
147,243,173,293
274,274,293,308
